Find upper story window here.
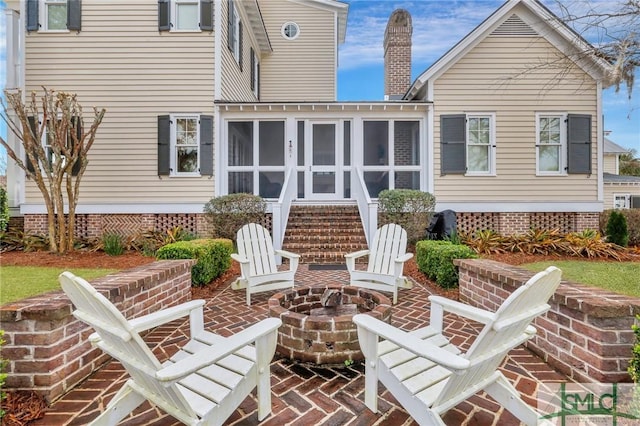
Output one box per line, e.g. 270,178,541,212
26,0,82,32
536,113,592,176
227,0,243,68
251,48,259,99
26,115,81,175
158,0,213,32
440,113,495,176
157,114,213,177
281,22,300,40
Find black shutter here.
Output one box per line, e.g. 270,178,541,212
70,117,82,176
26,116,37,173
440,114,466,174
26,0,39,32
199,115,214,176
250,48,255,91
567,114,592,174
158,0,170,31
227,0,234,51
257,62,260,99
67,0,82,31
200,0,213,31
238,20,243,70
158,115,171,176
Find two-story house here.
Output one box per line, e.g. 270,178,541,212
4,0,614,256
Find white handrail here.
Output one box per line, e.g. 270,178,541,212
352,167,377,246
272,168,295,257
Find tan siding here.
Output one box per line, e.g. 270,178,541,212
433,35,599,203
23,1,216,205
258,0,336,101
220,0,257,102
603,184,640,209
603,155,618,174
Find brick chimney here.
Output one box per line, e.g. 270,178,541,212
384,9,412,100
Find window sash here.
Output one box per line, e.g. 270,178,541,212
466,115,494,175
44,0,67,31
172,115,200,175
174,0,199,31
536,114,566,175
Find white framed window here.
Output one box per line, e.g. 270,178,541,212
614,194,631,209
173,0,199,31
466,114,495,175
281,22,300,40
42,0,68,31
172,115,200,175
536,113,567,175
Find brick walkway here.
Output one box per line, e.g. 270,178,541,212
33,265,569,426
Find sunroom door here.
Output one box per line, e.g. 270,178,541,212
307,122,340,199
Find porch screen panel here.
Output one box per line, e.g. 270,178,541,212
395,171,420,190
228,122,253,166
364,171,388,198
259,171,284,198
228,172,253,194
364,121,389,166
394,121,419,166
313,124,335,165
259,121,284,166
344,121,351,166
297,121,304,166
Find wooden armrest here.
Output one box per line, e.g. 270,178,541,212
395,253,414,263
429,295,494,324
230,253,249,264
275,249,301,259
129,300,206,333
156,317,282,382
345,249,369,259
353,314,469,372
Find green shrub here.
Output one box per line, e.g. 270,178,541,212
0,187,8,232
601,209,639,246
203,194,266,240
606,210,629,247
102,232,125,256
156,238,233,286
378,189,436,243
630,317,640,383
416,240,476,288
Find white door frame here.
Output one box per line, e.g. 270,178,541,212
305,120,343,200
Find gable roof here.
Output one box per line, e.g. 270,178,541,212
604,137,631,154
405,0,613,101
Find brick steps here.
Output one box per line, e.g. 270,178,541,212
282,205,367,264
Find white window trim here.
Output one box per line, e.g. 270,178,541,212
465,113,496,176
171,0,200,32
536,112,568,176
613,193,631,209
231,4,241,63
40,0,69,33
170,113,201,177
281,22,300,40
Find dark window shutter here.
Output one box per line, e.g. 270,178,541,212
567,114,592,174
67,0,82,31
26,0,39,31
70,117,82,176
440,114,466,174
158,115,171,176
238,20,243,70
250,48,255,91
158,0,170,31
257,62,260,99
199,115,214,176
200,0,213,31
26,116,37,173
227,0,234,51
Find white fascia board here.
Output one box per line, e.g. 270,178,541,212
434,201,603,213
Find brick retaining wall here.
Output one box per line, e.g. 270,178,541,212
0,260,195,402
455,258,640,383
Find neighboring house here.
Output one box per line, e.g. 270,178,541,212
603,137,640,209
3,0,616,248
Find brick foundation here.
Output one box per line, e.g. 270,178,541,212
0,260,195,402
456,211,600,235
455,259,640,383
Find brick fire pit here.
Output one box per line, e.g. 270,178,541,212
268,285,392,365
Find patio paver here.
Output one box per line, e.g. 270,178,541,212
32,265,570,426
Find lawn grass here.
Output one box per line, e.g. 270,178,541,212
0,267,117,305
522,260,640,298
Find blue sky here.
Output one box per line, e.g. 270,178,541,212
336,0,640,154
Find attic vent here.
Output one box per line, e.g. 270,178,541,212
491,14,538,36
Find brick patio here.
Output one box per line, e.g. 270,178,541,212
32,265,570,426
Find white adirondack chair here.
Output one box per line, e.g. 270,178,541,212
59,271,282,426
231,223,300,305
353,266,562,426
344,223,413,304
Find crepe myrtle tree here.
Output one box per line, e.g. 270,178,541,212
0,89,106,253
